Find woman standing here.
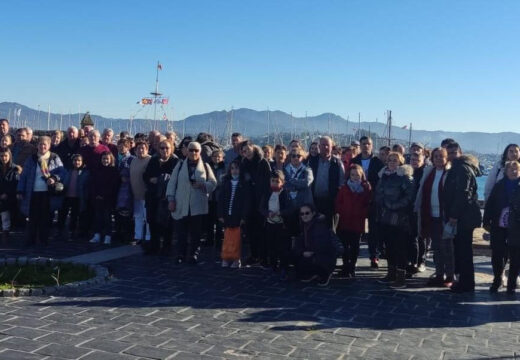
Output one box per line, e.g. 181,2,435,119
485,144,520,203
484,160,520,292
167,141,217,264
304,142,319,165
239,140,272,266
291,204,337,286
415,147,453,287
144,139,179,255
0,148,20,243
283,148,314,237
17,136,67,245
269,145,287,173
375,151,415,289
130,140,152,245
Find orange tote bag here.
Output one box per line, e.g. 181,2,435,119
221,227,241,261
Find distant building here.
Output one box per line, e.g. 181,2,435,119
81,112,94,128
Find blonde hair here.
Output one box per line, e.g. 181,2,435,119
387,151,405,165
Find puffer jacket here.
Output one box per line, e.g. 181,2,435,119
375,164,415,213
443,155,482,230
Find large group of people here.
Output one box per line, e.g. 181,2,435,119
0,116,519,293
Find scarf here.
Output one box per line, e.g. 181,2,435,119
347,179,364,193
38,152,51,179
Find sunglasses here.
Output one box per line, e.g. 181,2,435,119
300,211,311,216
291,154,302,158
189,149,200,153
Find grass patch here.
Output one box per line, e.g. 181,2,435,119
0,262,96,289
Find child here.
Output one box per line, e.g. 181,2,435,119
218,159,250,268
0,148,20,243
58,154,89,240
89,151,120,245
259,170,291,278
335,164,372,278
207,149,226,252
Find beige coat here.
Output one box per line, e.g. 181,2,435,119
166,158,217,220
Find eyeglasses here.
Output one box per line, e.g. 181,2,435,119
291,154,302,158
189,149,200,153
300,211,311,216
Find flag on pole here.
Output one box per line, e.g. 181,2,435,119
157,63,162,70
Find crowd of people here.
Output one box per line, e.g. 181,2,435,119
0,116,519,293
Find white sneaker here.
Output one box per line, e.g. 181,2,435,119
221,260,230,268
89,233,101,243
103,235,111,245
230,260,241,269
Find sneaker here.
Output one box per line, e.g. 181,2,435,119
300,274,319,283
370,259,379,269
103,235,111,245
89,233,101,243
317,273,333,287
221,260,230,268
443,276,454,288
417,263,426,272
230,260,241,269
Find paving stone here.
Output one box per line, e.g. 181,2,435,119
35,343,93,359
0,336,47,352
80,338,132,353
123,344,177,359
0,349,47,360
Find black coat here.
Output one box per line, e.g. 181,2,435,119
258,189,292,223
483,178,510,229
240,153,271,206
217,177,250,228
293,214,337,274
443,155,482,230
55,139,81,170
351,153,385,190
507,181,520,247
0,163,20,212
143,155,179,224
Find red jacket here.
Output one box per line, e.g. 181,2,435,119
335,181,372,233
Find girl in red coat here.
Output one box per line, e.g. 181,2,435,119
335,164,372,277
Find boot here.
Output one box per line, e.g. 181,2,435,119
103,235,111,245
489,276,502,293
378,266,396,284
89,233,101,243
390,269,407,289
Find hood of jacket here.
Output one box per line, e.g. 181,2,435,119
452,154,481,176
378,164,414,178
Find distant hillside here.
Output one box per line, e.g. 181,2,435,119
0,102,517,154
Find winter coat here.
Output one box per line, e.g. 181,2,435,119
0,163,21,212
217,176,250,227
116,153,134,210
55,139,80,170
293,214,337,274
65,168,90,212
258,188,293,223
443,155,482,230
483,178,512,230
12,141,36,168
484,160,505,203
224,148,241,169
308,155,344,201
375,165,415,231
283,164,314,211
240,153,271,206
79,144,110,172
351,153,385,191
17,152,68,216
335,181,372,234
209,161,226,202
166,158,217,220
507,181,520,247
200,141,221,163
143,155,179,224
90,165,120,208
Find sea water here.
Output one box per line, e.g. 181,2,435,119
477,175,487,200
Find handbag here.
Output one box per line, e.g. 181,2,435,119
221,227,241,261
48,181,64,195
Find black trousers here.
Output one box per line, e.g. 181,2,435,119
246,210,266,260
380,224,408,270
338,230,361,273
149,218,173,253
206,200,223,249
265,222,290,269
176,214,203,260
93,199,113,237
292,254,330,280
27,192,51,245
490,226,508,280
507,245,520,291
367,209,380,260
453,227,475,289
408,213,426,266
114,211,134,243
314,196,334,229
58,197,88,234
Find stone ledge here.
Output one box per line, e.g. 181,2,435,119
0,256,111,297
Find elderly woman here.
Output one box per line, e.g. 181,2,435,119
375,151,415,289
283,147,314,237
291,204,337,286
17,136,67,245
144,139,179,255
167,141,217,264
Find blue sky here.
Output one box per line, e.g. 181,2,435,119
1,0,519,132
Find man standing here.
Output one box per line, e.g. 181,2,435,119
0,119,10,137
224,132,243,169
55,126,80,170
308,136,345,227
101,128,118,159
351,136,384,268
443,142,481,292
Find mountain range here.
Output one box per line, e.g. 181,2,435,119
0,101,516,154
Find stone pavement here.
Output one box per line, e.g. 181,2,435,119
1,244,520,360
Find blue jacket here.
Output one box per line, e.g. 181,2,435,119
65,168,90,212
17,153,68,216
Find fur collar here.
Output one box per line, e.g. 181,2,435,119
378,164,414,178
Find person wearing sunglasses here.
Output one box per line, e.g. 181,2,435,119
291,204,337,286
167,141,217,264
143,139,179,255
283,148,314,238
